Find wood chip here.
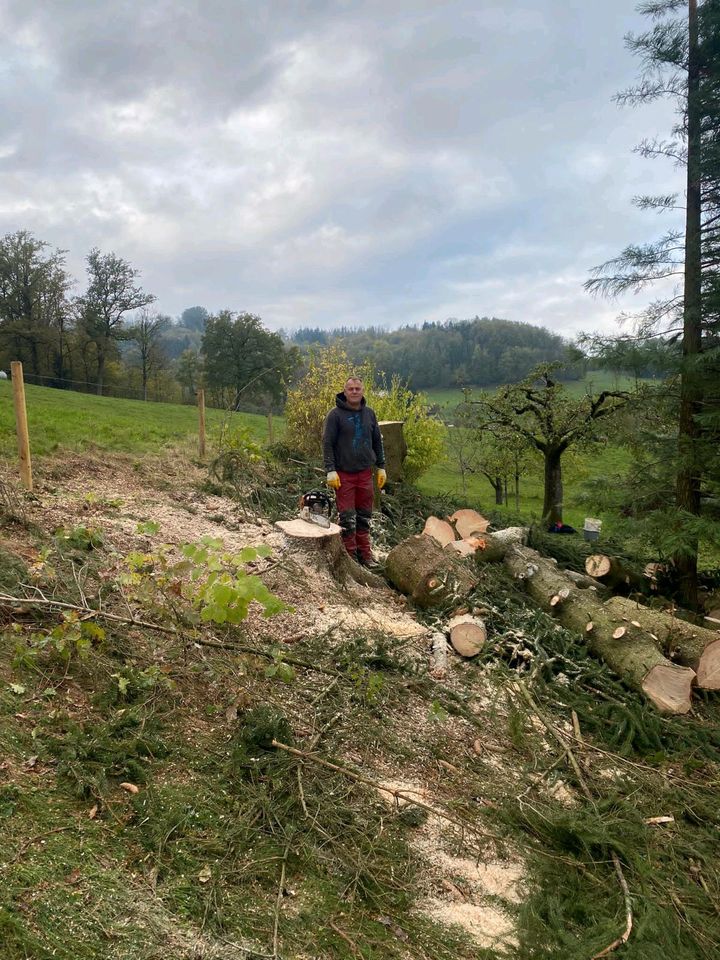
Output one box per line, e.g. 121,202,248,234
120,782,140,794
644,815,675,826
612,626,626,640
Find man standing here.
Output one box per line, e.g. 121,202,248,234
322,376,386,565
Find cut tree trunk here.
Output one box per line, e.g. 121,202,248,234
585,554,645,593
448,509,490,539
430,631,449,678
275,520,384,589
564,569,610,596
422,516,457,547
474,527,528,563
384,534,477,608
606,596,720,690
504,544,695,714
447,614,487,657
378,420,407,482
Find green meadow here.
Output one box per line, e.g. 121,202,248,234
422,371,646,413
0,381,277,459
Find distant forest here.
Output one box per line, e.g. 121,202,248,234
288,317,573,389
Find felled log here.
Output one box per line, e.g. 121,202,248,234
447,614,487,657
448,509,490,539
430,631,449,677
505,544,695,714
423,516,457,547
378,420,407,482
565,569,610,596
275,520,384,589
384,534,477,608
585,554,645,593
474,527,528,563
606,596,720,690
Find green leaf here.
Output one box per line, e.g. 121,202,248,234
136,521,160,535
275,662,295,684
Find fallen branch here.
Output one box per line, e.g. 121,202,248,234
271,739,500,842
272,844,290,958
0,590,177,634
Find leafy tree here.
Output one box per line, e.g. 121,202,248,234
586,0,720,606
201,311,298,409
176,348,203,402
0,230,72,378
472,367,628,525
284,344,445,482
179,306,209,332
78,248,155,395
127,310,171,401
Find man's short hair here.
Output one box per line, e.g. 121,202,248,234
345,376,363,386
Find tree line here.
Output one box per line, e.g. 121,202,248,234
0,229,582,405
288,317,574,389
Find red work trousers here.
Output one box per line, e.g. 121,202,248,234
335,468,374,561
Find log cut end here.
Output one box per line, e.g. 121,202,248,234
448,614,487,657
448,509,490,539
696,637,720,690
423,516,456,547
586,554,612,578
641,664,695,715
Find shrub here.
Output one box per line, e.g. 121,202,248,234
284,345,445,481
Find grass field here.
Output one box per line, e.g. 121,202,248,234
423,371,646,413
0,381,278,458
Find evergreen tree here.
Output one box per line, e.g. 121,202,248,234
587,0,720,607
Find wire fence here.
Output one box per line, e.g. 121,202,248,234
7,370,193,405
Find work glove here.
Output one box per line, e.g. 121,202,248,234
326,471,341,490
377,468,387,490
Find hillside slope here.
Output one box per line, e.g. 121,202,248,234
1,452,720,959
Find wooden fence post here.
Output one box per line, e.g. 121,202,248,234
198,388,206,458
11,361,33,491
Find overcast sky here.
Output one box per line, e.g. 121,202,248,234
0,1,684,338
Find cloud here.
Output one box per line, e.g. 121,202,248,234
0,1,685,338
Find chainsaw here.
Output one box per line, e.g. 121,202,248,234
298,489,333,529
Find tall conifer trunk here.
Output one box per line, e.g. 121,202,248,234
675,0,702,609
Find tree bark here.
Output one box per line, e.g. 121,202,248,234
543,447,564,524
504,544,695,714
606,596,720,690
384,535,477,608
378,421,407,482
674,0,702,610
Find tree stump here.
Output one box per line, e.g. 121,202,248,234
275,520,384,589
378,420,407,482
384,534,477,608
